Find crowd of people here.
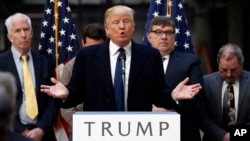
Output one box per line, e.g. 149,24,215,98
0,4,249,141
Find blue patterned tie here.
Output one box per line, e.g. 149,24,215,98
114,48,125,111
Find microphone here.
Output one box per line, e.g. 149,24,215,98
118,49,126,75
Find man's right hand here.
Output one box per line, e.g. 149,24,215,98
40,77,69,99
171,77,202,100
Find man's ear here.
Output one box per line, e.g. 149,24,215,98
7,33,13,42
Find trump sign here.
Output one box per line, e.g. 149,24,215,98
73,112,180,141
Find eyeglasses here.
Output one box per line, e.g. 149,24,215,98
150,30,175,36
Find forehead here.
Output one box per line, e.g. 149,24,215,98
108,13,132,20
11,18,29,28
152,24,173,30
219,55,240,67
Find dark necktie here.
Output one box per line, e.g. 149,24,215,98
114,48,125,111
162,57,166,62
222,83,235,130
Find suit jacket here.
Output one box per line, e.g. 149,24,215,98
62,40,174,111
6,131,33,141
201,70,250,141
0,49,57,140
164,51,203,141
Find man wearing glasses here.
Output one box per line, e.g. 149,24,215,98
147,16,204,141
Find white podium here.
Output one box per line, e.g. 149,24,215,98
73,112,180,141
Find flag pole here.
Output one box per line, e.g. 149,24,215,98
166,0,172,18
54,0,59,80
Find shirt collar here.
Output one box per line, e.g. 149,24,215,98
11,46,32,61
110,40,131,56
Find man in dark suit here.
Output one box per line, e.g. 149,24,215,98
200,43,250,141
0,13,56,141
41,5,201,111
0,72,32,141
147,16,203,141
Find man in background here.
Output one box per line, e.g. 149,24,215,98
147,16,203,141
60,23,106,136
0,13,57,141
201,43,250,141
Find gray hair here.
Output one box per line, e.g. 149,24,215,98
0,72,17,100
4,12,32,33
0,72,17,130
217,43,244,65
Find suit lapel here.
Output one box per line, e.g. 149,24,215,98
128,42,145,90
237,71,249,120
31,51,40,94
4,50,22,94
165,51,181,84
95,42,114,96
214,73,224,122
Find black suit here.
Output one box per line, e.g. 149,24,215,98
62,40,174,110
0,49,57,141
164,51,203,141
7,131,33,141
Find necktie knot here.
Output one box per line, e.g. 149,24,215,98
21,55,28,62
162,57,166,62
118,48,126,61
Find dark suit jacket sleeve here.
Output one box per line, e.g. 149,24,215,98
198,74,226,140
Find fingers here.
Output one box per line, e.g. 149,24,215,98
180,77,190,85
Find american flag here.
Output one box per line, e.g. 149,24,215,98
142,0,194,53
38,0,80,140
38,0,80,68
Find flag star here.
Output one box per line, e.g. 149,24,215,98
58,41,63,47
175,41,178,46
66,6,71,12
185,30,191,37
66,45,73,52
38,44,42,50
70,33,76,40
40,32,45,38
58,1,62,7
49,36,55,43
152,11,159,17
178,3,183,9
45,8,52,15
155,0,161,5
47,48,53,54
52,25,56,31
176,15,182,22
175,28,180,34
63,17,69,24
50,0,54,3
59,29,66,36
42,20,48,27
184,43,190,49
